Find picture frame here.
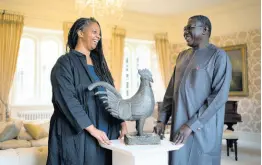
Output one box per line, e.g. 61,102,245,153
222,44,248,96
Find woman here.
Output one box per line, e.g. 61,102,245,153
46,17,127,165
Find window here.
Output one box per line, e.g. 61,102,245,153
120,39,165,102
10,27,64,106
12,37,36,104
40,39,61,103
121,46,132,98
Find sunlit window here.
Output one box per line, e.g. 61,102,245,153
11,27,63,106
12,37,36,104
120,39,165,101
40,39,61,104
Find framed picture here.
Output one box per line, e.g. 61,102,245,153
222,44,248,96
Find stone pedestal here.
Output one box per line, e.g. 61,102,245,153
124,133,160,145
100,139,183,165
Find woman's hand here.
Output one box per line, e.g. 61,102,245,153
85,125,111,145
118,122,128,139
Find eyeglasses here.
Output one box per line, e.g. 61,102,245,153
184,25,203,31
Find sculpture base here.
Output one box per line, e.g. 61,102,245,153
99,139,184,165
124,133,160,145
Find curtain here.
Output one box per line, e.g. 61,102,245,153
110,27,126,91
0,11,24,121
154,33,170,88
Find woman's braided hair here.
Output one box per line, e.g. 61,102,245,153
67,17,114,86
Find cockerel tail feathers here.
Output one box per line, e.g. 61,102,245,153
88,81,122,99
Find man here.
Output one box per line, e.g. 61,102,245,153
154,15,232,165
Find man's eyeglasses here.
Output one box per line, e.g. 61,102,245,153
184,25,203,31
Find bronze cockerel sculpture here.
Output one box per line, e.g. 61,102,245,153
88,69,156,139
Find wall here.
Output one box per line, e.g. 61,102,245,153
1,0,260,71
0,0,173,71
0,1,173,120
170,29,261,134
0,0,260,123
168,0,261,43
0,0,173,39
167,0,261,135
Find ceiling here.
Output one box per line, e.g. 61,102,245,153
0,0,246,16
124,0,237,15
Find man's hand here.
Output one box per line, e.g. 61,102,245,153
118,122,128,139
153,122,165,139
173,124,192,145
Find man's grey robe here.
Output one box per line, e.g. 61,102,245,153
159,44,232,165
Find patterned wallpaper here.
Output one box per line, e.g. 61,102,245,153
169,29,261,133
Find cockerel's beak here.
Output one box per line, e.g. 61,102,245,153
150,77,154,83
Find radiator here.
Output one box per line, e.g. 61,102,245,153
17,110,53,121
